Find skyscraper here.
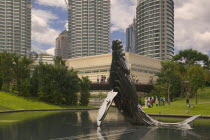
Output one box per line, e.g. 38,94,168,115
136,0,174,60
68,0,110,58
0,0,31,56
126,19,136,54
55,30,69,59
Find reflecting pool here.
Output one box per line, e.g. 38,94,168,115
0,108,210,140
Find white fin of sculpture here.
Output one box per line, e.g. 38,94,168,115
97,90,118,127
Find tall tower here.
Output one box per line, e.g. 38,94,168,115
136,0,174,60
55,30,69,59
0,0,31,56
68,0,110,58
126,19,136,54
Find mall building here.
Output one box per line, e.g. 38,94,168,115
65,53,161,84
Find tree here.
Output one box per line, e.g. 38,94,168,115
173,49,209,68
173,49,210,97
53,56,65,67
29,66,39,97
35,60,81,105
12,55,33,96
0,78,2,90
205,70,210,86
175,63,187,97
160,61,179,105
0,52,16,91
64,68,81,105
187,65,207,104
79,76,92,106
149,82,168,100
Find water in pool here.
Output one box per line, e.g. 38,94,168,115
0,108,209,140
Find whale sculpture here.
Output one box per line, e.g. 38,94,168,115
97,40,200,128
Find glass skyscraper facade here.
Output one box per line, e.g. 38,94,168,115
136,0,174,60
126,19,136,54
68,0,110,58
55,30,69,59
0,0,31,56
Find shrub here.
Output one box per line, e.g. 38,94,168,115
79,76,92,106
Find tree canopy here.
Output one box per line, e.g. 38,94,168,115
173,49,209,68
0,52,92,106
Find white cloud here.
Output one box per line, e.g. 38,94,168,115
32,0,210,55
32,9,60,55
31,44,47,54
111,0,136,32
174,0,210,54
36,0,67,9
64,21,68,30
46,47,55,55
110,0,210,54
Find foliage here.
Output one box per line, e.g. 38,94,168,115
0,52,16,91
154,61,179,105
150,78,181,101
0,52,93,106
0,52,33,95
149,82,168,99
35,61,81,105
79,76,92,106
205,70,210,86
187,65,207,91
90,92,107,99
53,56,65,67
187,65,207,104
174,63,188,97
170,77,181,99
0,78,3,90
172,49,210,98
173,49,209,68
12,55,33,96
29,67,39,97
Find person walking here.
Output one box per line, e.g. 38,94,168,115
148,97,151,108
97,75,99,83
136,77,139,83
100,75,103,83
155,96,159,106
163,97,165,106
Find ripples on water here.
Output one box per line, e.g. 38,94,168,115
0,108,210,140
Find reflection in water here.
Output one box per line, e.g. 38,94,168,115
0,108,209,140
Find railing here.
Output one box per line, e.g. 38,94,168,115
90,83,154,93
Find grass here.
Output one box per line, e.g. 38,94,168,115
153,117,210,126
144,87,210,116
0,111,60,128
0,91,95,111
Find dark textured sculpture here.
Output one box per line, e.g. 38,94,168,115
108,40,200,128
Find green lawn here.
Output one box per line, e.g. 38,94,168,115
144,87,210,115
0,111,59,128
0,91,95,111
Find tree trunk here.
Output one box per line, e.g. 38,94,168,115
168,81,171,106
17,80,20,95
180,81,185,97
188,85,193,98
2,81,10,92
195,90,198,104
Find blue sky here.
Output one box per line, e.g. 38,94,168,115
32,0,210,56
